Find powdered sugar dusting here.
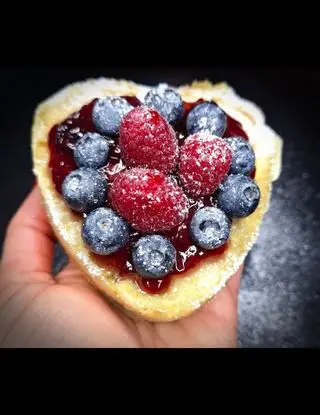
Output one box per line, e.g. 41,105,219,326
132,234,176,279
110,168,189,233
119,106,179,174
92,96,133,135
190,206,231,250
62,168,107,213
217,174,260,218
82,207,130,255
74,132,110,169
186,101,227,136
179,133,232,197
143,83,184,125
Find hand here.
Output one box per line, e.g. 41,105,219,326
0,186,242,348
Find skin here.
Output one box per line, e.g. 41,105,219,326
0,186,243,348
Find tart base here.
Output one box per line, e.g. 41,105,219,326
31,78,283,322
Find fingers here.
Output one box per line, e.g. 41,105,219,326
55,260,92,288
1,186,55,284
205,265,244,317
227,264,244,299
182,265,244,347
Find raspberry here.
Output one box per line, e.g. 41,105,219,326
178,133,232,198
119,106,179,174
110,168,189,233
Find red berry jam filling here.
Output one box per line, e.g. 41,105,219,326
48,94,252,295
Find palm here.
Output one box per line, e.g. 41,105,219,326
0,187,241,348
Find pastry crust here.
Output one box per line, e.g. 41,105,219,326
31,78,283,322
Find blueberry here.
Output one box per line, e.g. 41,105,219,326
216,174,260,218
82,207,129,255
144,83,184,124
186,101,227,136
92,97,133,135
62,168,107,213
74,132,110,169
226,136,255,175
132,235,176,279
190,207,230,250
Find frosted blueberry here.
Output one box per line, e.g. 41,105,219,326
74,132,110,168
132,235,176,279
226,136,255,175
144,83,184,124
190,207,231,250
62,168,107,213
217,174,260,218
82,207,129,255
186,101,227,136
92,97,133,135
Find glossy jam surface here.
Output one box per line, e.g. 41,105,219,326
48,96,249,294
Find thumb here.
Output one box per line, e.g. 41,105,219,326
1,185,55,284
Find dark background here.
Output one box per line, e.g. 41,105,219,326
0,66,319,347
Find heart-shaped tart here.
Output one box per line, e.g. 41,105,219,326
31,79,283,322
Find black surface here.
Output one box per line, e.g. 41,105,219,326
0,66,319,347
